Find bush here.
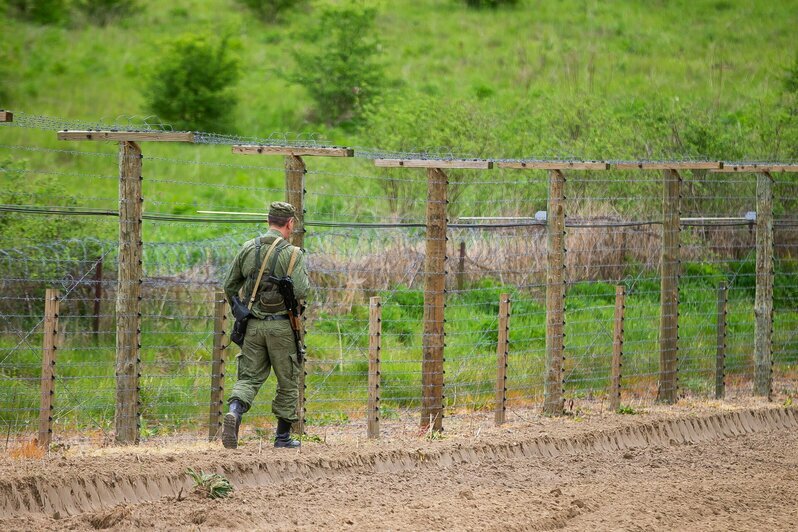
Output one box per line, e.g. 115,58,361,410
463,0,519,7
287,1,384,125
234,0,305,23
75,0,137,26
784,54,798,94
6,0,68,24
361,93,501,215
144,34,240,132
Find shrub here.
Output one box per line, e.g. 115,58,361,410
361,94,501,215
75,0,137,26
287,1,384,125
784,54,798,94
144,34,240,132
6,0,68,24
234,0,305,23
463,0,519,8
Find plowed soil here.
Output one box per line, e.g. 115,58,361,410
2,400,797,531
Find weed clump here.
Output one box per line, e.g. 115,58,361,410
186,468,234,499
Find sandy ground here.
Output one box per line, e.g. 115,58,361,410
1,399,797,530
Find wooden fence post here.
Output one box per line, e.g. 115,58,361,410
38,289,60,448
368,296,382,439
754,171,774,398
93,256,103,338
209,291,228,441
457,241,466,292
57,130,197,444
422,167,447,432
716,282,727,400
285,154,307,435
0,110,12,122
610,285,625,412
495,293,510,425
658,169,681,404
544,169,566,416
116,141,143,444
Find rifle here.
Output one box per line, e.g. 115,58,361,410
269,275,306,362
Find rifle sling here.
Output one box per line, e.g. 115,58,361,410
286,247,300,277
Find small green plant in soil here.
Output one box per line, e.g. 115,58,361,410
186,468,235,499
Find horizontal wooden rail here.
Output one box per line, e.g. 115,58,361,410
498,161,609,170
613,161,722,170
375,159,493,170
233,145,354,157
712,164,798,173
58,131,195,142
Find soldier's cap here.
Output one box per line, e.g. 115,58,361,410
268,201,297,219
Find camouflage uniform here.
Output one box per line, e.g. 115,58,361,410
223,211,308,423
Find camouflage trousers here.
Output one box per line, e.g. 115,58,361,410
228,317,300,423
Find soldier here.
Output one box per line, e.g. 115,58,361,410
222,202,308,449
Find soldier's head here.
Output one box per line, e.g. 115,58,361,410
268,201,296,237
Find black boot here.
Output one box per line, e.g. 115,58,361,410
274,418,301,449
222,400,246,449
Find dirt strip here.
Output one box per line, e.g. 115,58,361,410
0,401,796,530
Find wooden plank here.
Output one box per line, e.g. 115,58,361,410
116,140,143,444
544,170,566,416
457,241,466,292
712,164,798,173
367,296,382,439
613,161,722,170
498,161,609,170
0,110,12,122
754,172,774,398
375,159,493,170
93,257,102,339
495,293,510,426
610,285,625,412
285,155,306,249
38,289,60,448
421,167,447,432
58,130,195,142
208,291,228,441
285,154,307,435
716,282,727,400
233,145,353,157
658,169,681,404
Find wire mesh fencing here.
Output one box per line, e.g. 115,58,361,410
1,112,796,448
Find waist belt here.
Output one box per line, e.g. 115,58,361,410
256,314,289,321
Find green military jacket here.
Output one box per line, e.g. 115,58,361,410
223,228,309,319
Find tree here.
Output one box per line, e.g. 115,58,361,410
234,0,305,23
287,1,385,125
75,0,138,26
463,0,519,8
6,0,68,25
144,34,240,132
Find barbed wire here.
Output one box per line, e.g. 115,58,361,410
1,109,797,445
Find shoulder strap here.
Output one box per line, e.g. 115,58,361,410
266,240,291,277
247,237,283,309
286,247,301,276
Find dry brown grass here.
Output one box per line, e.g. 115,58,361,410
7,438,45,459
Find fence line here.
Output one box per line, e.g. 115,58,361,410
0,109,797,447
